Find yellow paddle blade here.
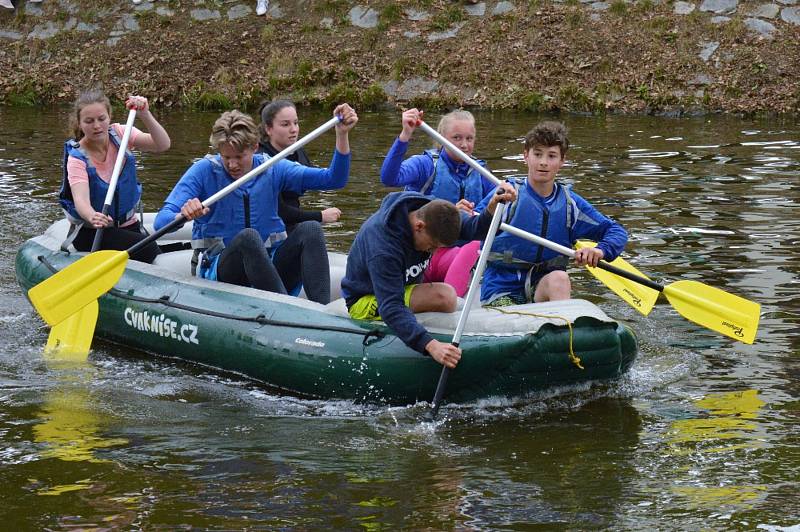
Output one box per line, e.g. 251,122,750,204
575,240,660,316
45,301,98,360
28,250,128,326
664,280,760,344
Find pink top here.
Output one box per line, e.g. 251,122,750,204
66,123,141,186
66,123,142,226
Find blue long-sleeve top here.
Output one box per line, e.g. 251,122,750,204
379,138,495,197
341,191,495,354
154,150,350,245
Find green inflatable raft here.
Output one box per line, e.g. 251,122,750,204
16,216,637,405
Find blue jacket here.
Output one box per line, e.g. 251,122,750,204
154,150,350,248
341,191,495,354
476,178,628,302
59,128,141,224
380,138,495,204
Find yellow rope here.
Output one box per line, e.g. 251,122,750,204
489,307,584,369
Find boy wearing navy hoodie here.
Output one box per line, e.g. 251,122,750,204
341,185,515,369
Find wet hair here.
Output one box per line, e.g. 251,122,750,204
258,99,296,144
415,199,462,247
524,121,569,158
209,110,259,152
69,89,111,140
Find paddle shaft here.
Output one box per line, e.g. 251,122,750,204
499,223,664,292
418,120,665,293
91,109,137,252
127,115,341,257
428,200,508,420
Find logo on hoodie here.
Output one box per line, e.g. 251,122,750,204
405,258,430,283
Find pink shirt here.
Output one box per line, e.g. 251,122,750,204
66,123,141,186
66,123,142,226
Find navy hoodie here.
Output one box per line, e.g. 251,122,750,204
341,191,494,354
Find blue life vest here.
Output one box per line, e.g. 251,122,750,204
59,127,141,225
189,153,289,252
412,149,487,205
488,178,577,267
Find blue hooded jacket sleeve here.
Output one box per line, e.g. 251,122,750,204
569,191,628,261
154,158,211,232
379,138,434,189
277,149,350,195
370,251,436,354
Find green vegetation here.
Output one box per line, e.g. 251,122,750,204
182,87,233,111
259,25,274,42
517,91,548,112
556,83,602,113
609,0,628,16
391,57,430,81
6,87,39,107
565,8,586,28
429,6,464,31
313,0,348,14
378,4,403,30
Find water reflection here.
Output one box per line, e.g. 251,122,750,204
33,358,127,493
666,390,767,513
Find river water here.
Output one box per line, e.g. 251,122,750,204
0,105,797,529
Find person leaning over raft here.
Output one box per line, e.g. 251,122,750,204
153,105,358,304
257,99,343,232
59,90,171,263
340,184,517,369
476,121,628,306
379,108,496,297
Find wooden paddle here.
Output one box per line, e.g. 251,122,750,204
416,120,660,316
417,119,760,344
46,109,137,356
30,115,342,334
426,200,508,421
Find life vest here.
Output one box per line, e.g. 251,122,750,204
412,149,487,205
189,153,288,252
487,177,577,268
58,127,141,225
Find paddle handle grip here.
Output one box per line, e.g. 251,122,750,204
127,116,341,257
596,260,664,292
92,109,137,252
500,222,665,293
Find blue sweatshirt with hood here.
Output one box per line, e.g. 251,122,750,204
341,191,495,354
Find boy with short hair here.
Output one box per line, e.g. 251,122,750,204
477,121,628,306
341,186,515,369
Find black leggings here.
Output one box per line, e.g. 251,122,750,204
216,222,331,304
72,221,161,264
273,221,330,304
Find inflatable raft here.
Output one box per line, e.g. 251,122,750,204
16,216,637,405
